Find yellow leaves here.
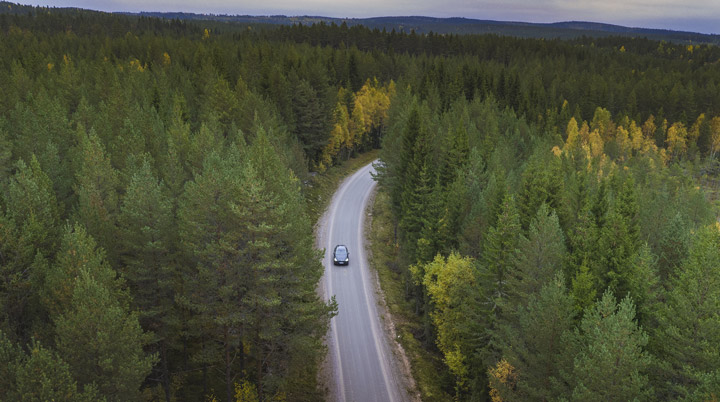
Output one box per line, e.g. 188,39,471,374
564,117,579,151
488,359,517,402
445,346,468,386
710,116,720,156
162,52,171,66
615,125,630,160
63,54,71,65
551,146,562,157
203,28,211,40
620,45,626,53
234,380,259,402
129,58,146,72
319,79,394,169
666,121,688,159
352,78,392,140
422,253,477,389
589,129,604,158
629,120,644,152
47,63,54,72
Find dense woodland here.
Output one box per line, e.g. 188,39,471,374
1,3,720,401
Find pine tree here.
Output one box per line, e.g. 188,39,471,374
0,121,13,181
73,127,121,267
651,225,720,400
42,224,121,320
0,332,100,401
55,268,155,401
179,129,333,401
491,273,576,401
0,157,59,342
568,291,651,401
177,149,248,401
14,339,100,401
656,212,690,282
118,158,178,401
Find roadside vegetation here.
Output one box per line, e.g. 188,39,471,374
369,188,453,401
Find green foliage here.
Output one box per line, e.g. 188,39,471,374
0,5,719,401
73,127,121,266
651,225,720,399
55,269,155,401
0,331,101,402
568,291,652,401
0,157,59,341
178,128,333,400
492,274,576,401
423,253,484,396
509,203,567,302
481,194,521,306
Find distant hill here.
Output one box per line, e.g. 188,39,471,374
1,1,718,45
128,13,720,44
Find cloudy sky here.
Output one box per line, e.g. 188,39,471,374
24,0,720,34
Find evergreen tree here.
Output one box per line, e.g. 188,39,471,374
179,130,334,401
42,224,121,320
0,332,100,401
481,193,521,307
0,157,59,342
491,274,576,401
118,158,178,401
568,291,651,401
291,78,328,165
55,269,155,401
651,225,720,400
399,114,433,262
595,210,638,299
73,127,121,267
517,152,562,230
656,212,690,283
509,203,567,304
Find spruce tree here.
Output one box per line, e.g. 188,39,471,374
509,203,567,303
481,193,521,307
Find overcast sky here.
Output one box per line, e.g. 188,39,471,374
24,0,720,34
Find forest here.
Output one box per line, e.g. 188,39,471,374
1,2,720,401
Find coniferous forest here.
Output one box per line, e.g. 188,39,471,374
1,2,720,401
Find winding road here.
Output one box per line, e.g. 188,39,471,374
319,162,409,402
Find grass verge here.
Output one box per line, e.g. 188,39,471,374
304,150,379,224
368,187,453,401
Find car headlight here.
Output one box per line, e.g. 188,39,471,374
333,257,337,261
345,258,349,261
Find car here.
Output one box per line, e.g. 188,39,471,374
333,245,349,265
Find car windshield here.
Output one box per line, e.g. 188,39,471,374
335,246,347,257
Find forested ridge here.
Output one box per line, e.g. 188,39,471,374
1,2,720,401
